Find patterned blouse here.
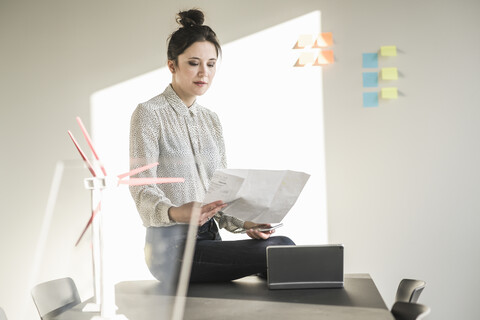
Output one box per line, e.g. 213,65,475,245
129,85,245,232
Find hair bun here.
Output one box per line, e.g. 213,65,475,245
177,9,205,28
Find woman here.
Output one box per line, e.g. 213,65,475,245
129,9,294,290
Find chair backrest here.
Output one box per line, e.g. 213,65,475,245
31,277,81,319
395,279,426,303
391,301,430,320
0,307,7,320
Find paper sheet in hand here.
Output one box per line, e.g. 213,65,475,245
203,169,310,223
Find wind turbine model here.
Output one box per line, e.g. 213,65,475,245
68,117,184,319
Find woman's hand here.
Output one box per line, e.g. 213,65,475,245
243,221,275,240
168,200,227,225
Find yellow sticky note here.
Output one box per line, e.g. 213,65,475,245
298,34,314,48
381,67,398,80
380,45,397,56
315,32,333,47
381,87,398,99
299,52,315,65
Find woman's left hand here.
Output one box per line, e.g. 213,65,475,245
243,222,275,240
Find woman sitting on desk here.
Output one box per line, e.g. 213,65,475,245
129,9,294,289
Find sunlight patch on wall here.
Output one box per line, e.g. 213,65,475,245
204,11,326,243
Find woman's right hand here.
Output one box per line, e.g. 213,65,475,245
168,200,227,225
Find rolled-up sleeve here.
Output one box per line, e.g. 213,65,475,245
216,212,245,233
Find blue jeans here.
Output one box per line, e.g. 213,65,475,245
145,220,295,289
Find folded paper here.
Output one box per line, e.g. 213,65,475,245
203,169,310,223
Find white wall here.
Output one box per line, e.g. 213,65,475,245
0,1,479,320
321,2,480,320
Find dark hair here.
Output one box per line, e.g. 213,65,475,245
167,9,221,64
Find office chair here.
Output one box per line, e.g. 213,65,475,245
391,301,430,320
395,279,426,303
0,307,7,320
31,277,81,319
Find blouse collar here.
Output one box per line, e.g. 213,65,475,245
164,84,198,117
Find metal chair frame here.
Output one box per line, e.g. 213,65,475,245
391,301,431,320
395,279,426,303
31,277,81,319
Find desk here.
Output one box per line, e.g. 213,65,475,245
48,274,394,320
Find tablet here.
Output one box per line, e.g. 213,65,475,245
267,244,344,289
241,223,283,233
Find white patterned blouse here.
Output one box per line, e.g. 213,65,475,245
129,85,244,232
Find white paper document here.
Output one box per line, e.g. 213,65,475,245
203,169,310,223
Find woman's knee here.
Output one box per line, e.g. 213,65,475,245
268,235,295,246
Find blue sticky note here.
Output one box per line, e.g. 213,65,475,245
363,72,378,87
362,53,378,68
363,92,379,107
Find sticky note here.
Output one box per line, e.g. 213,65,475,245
315,32,333,47
381,87,398,99
363,72,378,87
363,92,379,107
362,53,378,68
381,67,398,80
380,45,397,56
297,34,314,48
315,50,334,65
299,52,315,65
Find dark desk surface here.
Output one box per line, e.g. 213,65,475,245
49,274,394,320
186,273,389,309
